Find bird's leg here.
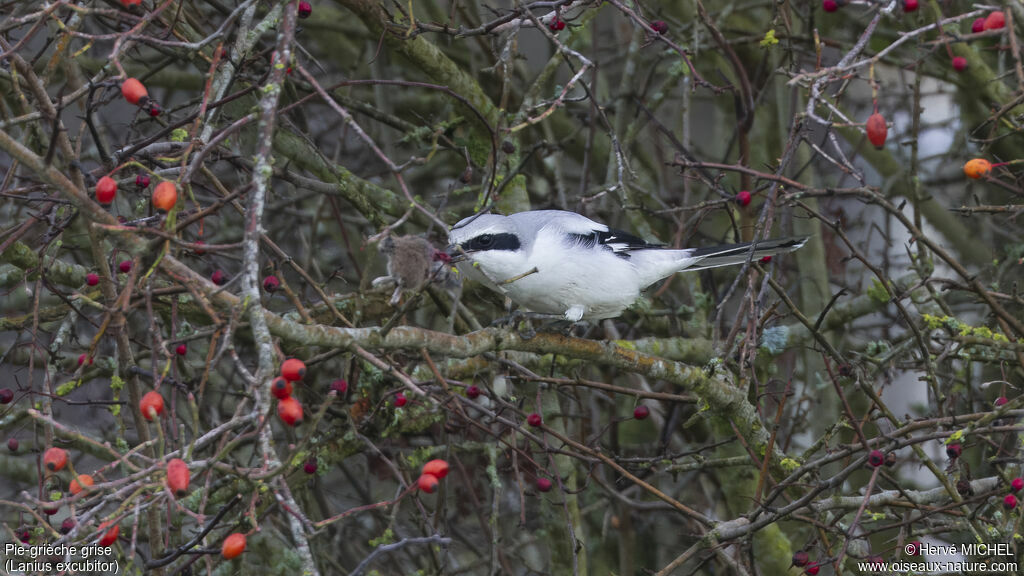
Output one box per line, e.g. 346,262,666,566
490,308,528,328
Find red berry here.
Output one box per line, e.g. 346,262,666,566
394,392,408,407
822,0,838,12
422,459,449,479
866,112,887,149
792,551,809,567
262,275,280,292
466,385,481,399
972,18,986,33
278,396,303,425
0,388,13,404
946,443,962,459
633,405,650,420
1012,478,1023,493
1005,494,1018,509
7,438,18,452
69,473,94,495
152,181,178,212
417,473,439,493
221,533,246,559
86,273,100,286
175,344,187,356
536,477,552,492
996,396,1009,406
759,255,773,264
805,565,820,576
297,0,312,18
330,379,348,395
95,176,117,205
735,190,752,207
304,458,318,474
211,269,227,285
192,240,206,255
984,11,1006,31
135,174,150,189
527,413,542,427
903,0,917,12
43,446,68,472
140,390,165,421
271,377,293,400
42,502,60,516
952,56,968,72
166,458,190,496
651,20,668,34
549,19,565,31
281,358,306,381
60,518,75,534
119,260,132,273
78,353,93,366
147,101,161,117
867,449,884,467
121,78,148,105
18,529,30,543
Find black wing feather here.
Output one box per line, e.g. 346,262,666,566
566,228,663,259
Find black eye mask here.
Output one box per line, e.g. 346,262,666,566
462,233,521,252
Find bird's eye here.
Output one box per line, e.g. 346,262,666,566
475,235,494,248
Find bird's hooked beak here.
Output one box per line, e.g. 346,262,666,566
445,243,468,263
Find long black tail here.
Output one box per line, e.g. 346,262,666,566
685,237,808,271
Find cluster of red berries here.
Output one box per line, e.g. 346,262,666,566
416,459,450,493
38,446,120,546
1003,477,1024,510
273,358,306,425
972,11,1005,34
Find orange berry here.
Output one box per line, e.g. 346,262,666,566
140,390,165,420
221,533,246,559
866,112,887,149
69,474,94,495
984,11,1005,31
98,522,119,547
43,447,68,472
152,181,177,212
278,396,303,426
121,78,148,105
270,377,293,400
417,473,440,493
963,158,992,179
95,176,117,204
422,459,449,480
166,458,190,496
280,358,306,381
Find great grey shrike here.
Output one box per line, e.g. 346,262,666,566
447,210,807,322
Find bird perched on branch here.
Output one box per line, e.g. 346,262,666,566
447,210,807,322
